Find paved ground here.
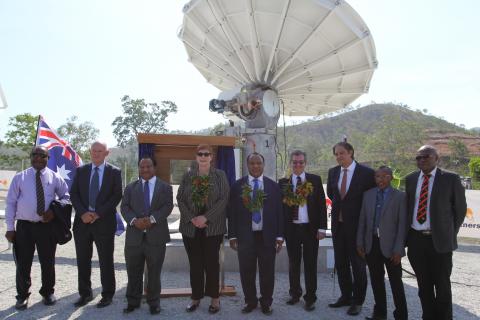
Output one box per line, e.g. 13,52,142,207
0,222,479,320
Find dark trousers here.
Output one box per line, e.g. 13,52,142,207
73,224,116,299
407,229,453,320
182,229,223,299
332,222,367,305
125,236,166,307
14,220,57,300
366,236,408,320
237,231,276,307
286,223,318,303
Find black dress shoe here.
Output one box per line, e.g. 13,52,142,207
328,297,350,308
123,304,139,313
186,301,200,312
150,305,161,315
347,304,362,315
365,314,387,320
286,297,300,305
15,298,28,310
241,304,257,313
304,301,315,311
261,305,273,315
96,297,112,308
74,295,93,307
208,304,220,314
43,294,56,306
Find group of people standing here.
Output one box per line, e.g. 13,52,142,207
5,140,466,320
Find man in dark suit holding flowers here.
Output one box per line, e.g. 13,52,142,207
279,150,328,311
228,152,284,315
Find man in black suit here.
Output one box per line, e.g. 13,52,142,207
327,141,375,316
121,156,173,315
278,150,327,311
228,152,284,315
405,145,466,320
70,141,122,308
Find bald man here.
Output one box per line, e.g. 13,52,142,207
405,145,466,320
71,141,122,308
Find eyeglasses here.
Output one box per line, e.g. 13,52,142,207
197,152,211,157
292,161,305,165
31,153,48,159
415,155,431,161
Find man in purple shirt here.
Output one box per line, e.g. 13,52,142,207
4,146,70,310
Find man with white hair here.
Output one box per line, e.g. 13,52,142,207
70,141,122,308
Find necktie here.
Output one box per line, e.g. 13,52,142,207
340,168,348,199
252,178,261,224
143,180,150,214
374,189,384,234
416,174,431,224
36,170,45,216
292,175,302,220
89,167,100,211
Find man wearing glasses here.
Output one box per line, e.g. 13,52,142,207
279,150,327,311
405,145,466,320
5,146,70,310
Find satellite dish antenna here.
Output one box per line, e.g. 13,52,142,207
180,0,377,179
0,82,7,109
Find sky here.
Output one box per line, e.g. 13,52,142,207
1,0,479,147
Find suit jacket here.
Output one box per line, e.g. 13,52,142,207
50,199,73,245
121,178,173,246
278,173,327,236
405,168,467,253
327,162,376,233
177,168,229,237
357,187,407,258
71,162,123,235
228,176,284,248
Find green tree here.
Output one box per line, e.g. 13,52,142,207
448,138,469,162
5,113,38,150
57,115,99,161
469,157,480,189
112,95,177,148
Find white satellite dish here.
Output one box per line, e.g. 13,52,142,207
179,0,377,178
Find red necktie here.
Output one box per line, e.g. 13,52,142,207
340,168,348,199
416,174,431,224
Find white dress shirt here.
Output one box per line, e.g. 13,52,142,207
292,172,326,234
411,167,437,231
337,161,357,194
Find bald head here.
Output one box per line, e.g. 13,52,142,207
416,145,439,174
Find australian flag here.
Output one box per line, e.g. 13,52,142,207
35,116,125,235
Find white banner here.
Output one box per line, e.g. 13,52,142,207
0,170,16,191
458,190,480,239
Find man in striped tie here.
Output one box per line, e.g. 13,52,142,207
405,145,467,320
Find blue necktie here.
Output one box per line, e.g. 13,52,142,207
252,178,261,224
89,167,99,211
374,189,384,234
143,180,150,214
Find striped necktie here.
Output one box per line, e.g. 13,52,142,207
416,174,431,224
36,170,45,216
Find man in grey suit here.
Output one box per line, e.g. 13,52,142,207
405,145,466,320
357,166,408,320
120,156,173,315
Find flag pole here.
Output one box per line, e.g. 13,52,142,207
34,115,41,147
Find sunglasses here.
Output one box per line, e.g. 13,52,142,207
197,152,211,157
31,153,48,159
292,161,305,165
415,155,431,161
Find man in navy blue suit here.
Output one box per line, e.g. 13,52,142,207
228,152,284,316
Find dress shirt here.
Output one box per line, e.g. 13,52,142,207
337,161,357,194
411,167,437,231
130,177,157,227
373,186,391,235
5,167,70,231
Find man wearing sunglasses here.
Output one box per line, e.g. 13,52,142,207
278,150,327,311
405,145,466,320
5,146,70,310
